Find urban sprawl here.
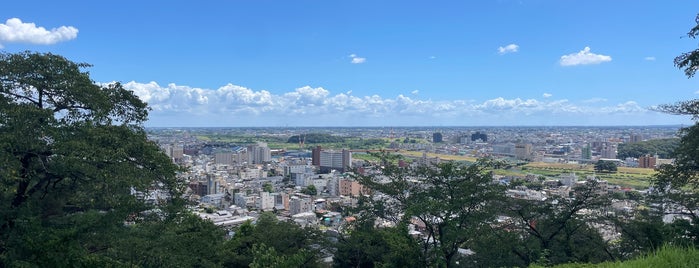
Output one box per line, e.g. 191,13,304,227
142,126,681,248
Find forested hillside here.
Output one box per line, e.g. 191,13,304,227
617,138,679,159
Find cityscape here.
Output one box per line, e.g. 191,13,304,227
146,125,681,248
5,0,699,267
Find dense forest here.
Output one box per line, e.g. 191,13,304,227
287,133,345,144
617,138,679,159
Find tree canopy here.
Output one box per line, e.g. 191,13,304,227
353,157,506,267
617,138,679,159
222,212,324,267
287,133,345,144
594,160,618,173
647,12,699,251
0,51,188,265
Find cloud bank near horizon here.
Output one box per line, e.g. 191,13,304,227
117,81,681,127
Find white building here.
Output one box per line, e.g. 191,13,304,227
286,165,313,176
215,152,234,165
256,191,275,211
201,193,226,208
559,173,578,187
320,149,351,172
248,142,271,164
293,170,315,187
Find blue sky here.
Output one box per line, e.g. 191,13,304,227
2,0,699,127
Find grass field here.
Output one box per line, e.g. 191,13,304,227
521,162,655,189
536,245,699,268
397,150,478,162
394,151,655,189
194,134,658,189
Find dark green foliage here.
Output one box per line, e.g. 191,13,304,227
353,156,506,267
501,181,614,266
465,227,529,267
618,11,699,265
222,212,324,267
249,243,315,268
334,220,422,268
611,209,699,259
650,124,699,248
302,184,318,196
360,138,384,147
263,182,273,193
109,213,226,267
0,51,216,266
674,14,699,79
654,124,699,190
617,138,679,159
595,160,618,173
287,133,345,144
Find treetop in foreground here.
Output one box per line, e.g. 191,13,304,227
0,51,185,266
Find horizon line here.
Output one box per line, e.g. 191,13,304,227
145,124,687,129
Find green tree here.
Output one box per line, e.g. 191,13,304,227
112,213,226,267
0,51,192,265
650,12,699,248
287,133,345,144
674,14,699,79
594,160,618,173
617,139,679,159
611,209,686,259
302,184,318,196
354,156,506,267
249,243,312,268
501,181,614,266
263,182,273,193
222,212,324,267
649,124,699,247
334,219,422,267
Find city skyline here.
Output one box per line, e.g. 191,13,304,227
3,1,699,126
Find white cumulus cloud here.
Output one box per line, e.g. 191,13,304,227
0,18,78,48
559,47,611,66
600,101,644,114
644,56,656,61
349,53,366,64
498,43,519,54
543,93,552,98
116,81,664,126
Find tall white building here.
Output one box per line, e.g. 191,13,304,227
215,152,234,165
293,172,313,187
256,191,275,211
601,144,617,159
320,149,351,172
161,144,184,162
248,142,271,164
